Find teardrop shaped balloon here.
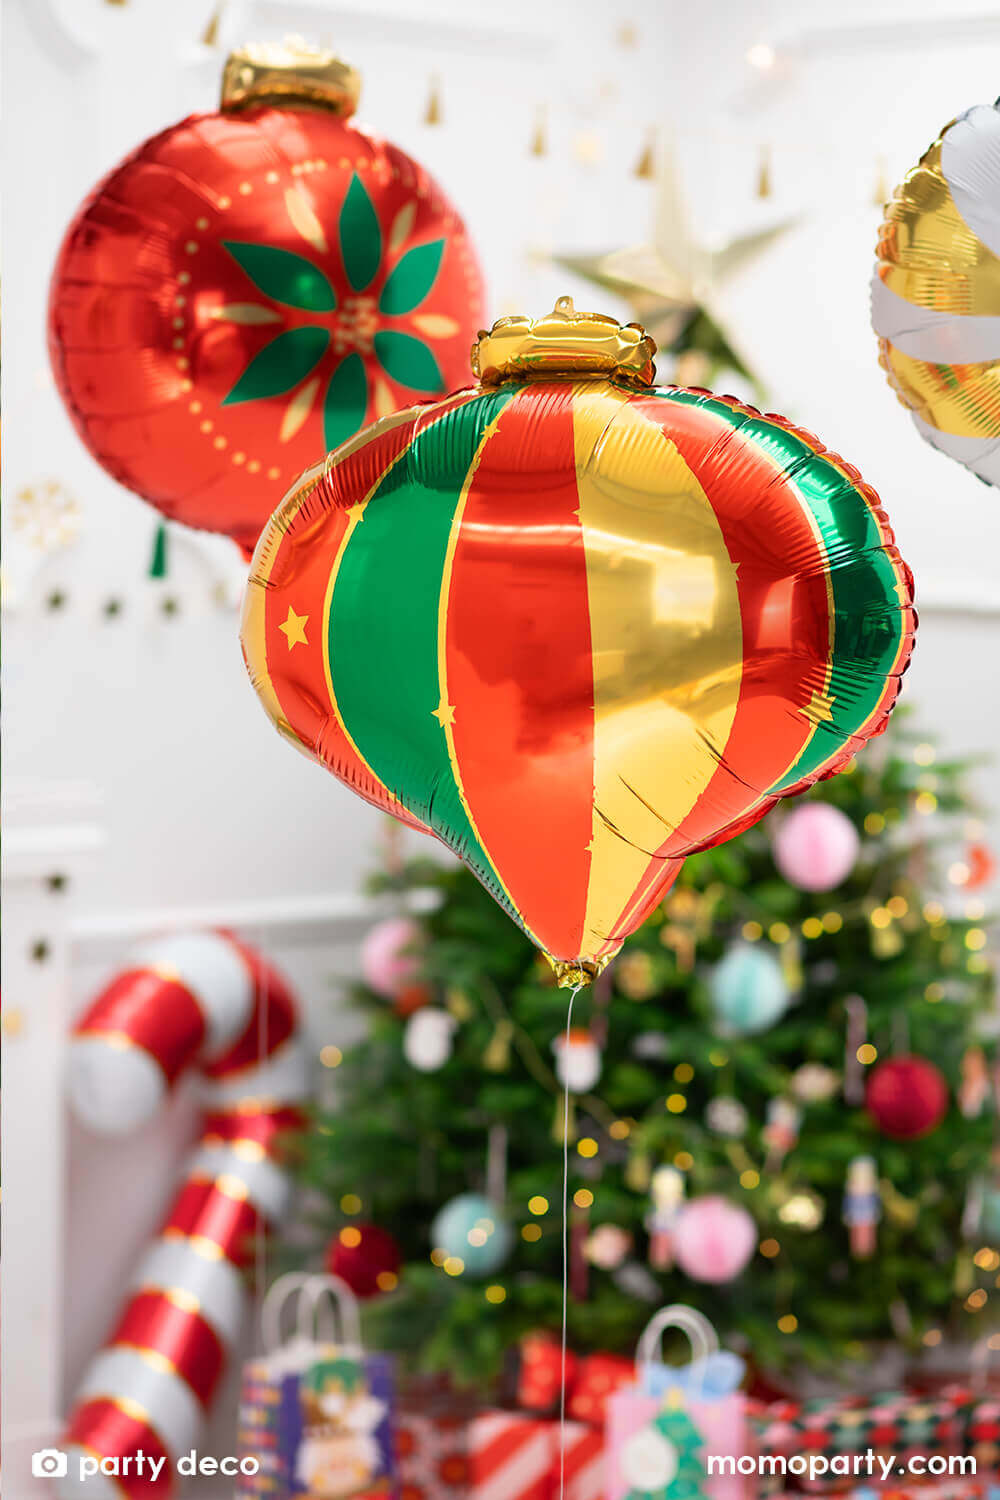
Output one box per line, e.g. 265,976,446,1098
872,101,1000,488
242,299,916,983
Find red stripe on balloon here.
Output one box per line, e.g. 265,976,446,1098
73,969,206,1084
445,383,595,964
164,1179,262,1267
108,1290,225,1407
65,1397,172,1496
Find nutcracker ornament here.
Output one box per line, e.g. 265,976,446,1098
242,297,915,983
844,1155,881,1259
49,40,484,557
646,1165,686,1271
763,1097,801,1170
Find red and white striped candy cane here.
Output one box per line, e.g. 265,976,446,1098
61,931,308,1496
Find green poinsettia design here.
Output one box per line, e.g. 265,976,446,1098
220,173,448,451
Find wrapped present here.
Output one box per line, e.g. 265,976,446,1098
843,1482,998,1500
395,1402,604,1500
236,1272,395,1499
752,1390,970,1491
516,1331,633,1425
606,1304,746,1500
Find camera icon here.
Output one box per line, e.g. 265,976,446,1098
32,1449,69,1479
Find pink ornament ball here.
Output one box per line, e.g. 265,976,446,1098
672,1195,757,1284
773,802,860,892
360,916,423,998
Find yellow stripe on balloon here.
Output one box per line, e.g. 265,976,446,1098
571,383,742,957
879,340,1000,437
879,136,1000,318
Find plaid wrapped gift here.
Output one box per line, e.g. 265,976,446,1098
845,1482,999,1500
751,1391,969,1493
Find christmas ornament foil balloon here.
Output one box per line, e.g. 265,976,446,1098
872,102,1000,489
242,298,915,985
49,41,484,556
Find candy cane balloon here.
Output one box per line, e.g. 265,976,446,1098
61,932,308,1496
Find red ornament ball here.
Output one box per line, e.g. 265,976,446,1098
48,44,484,557
325,1221,402,1298
865,1055,948,1139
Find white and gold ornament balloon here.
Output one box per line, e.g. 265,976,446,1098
872,102,1000,488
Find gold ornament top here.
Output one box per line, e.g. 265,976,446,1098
221,39,361,117
471,297,657,388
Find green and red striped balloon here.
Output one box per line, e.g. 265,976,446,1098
242,374,915,984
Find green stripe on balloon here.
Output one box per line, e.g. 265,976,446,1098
327,387,522,920
666,393,905,793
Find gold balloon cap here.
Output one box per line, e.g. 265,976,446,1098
471,297,657,388
221,38,361,117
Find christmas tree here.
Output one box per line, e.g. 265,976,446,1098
299,715,996,1384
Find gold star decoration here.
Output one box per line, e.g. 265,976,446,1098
553,138,797,392
279,606,309,649
432,699,456,727
800,689,835,725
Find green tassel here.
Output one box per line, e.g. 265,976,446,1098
148,522,168,579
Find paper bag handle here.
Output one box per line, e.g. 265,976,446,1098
261,1271,362,1355
636,1303,719,1374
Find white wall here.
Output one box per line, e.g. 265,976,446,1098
4,0,1000,1492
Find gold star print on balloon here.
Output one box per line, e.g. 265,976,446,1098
554,139,797,394
279,606,309,649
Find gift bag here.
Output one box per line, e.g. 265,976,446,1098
605,1305,746,1500
236,1272,396,1499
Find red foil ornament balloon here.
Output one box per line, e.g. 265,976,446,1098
866,1054,948,1140
49,42,484,557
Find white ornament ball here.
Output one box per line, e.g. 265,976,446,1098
620,1427,678,1490
791,1063,840,1103
403,1008,456,1072
584,1223,633,1270
553,1028,602,1093
706,1096,748,1137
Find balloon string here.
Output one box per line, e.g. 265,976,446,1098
559,980,582,1500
